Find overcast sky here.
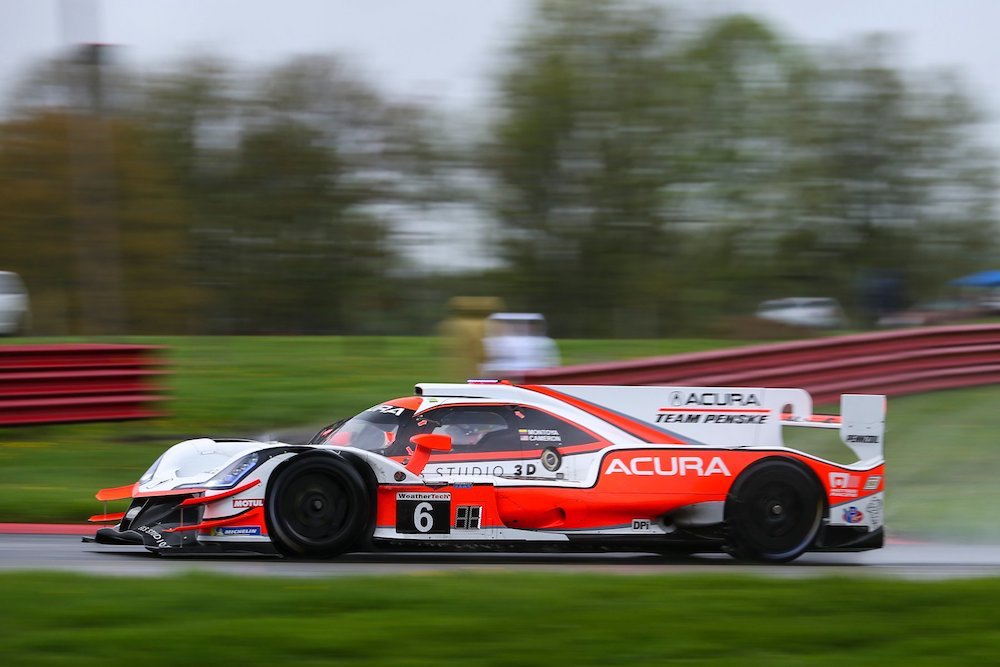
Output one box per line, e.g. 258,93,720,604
3,0,1000,131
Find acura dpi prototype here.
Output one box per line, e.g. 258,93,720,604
89,382,885,563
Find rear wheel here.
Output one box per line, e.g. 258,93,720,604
725,459,823,563
265,455,370,558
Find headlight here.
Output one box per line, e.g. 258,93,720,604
202,452,260,489
139,455,164,485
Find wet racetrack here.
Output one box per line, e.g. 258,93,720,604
3,533,1000,579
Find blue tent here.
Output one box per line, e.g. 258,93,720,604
950,270,1000,287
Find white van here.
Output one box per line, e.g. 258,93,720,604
755,297,845,329
0,271,30,335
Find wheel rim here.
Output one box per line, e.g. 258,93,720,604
737,475,821,560
278,471,351,544
749,481,802,544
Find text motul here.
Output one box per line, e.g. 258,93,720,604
605,456,732,477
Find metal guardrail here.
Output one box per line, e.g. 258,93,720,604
0,344,168,426
521,324,1000,404
4,326,996,425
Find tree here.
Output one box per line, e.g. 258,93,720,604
777,37,997,317
213,56,442,332
0,53,450,334
136,55,447,333
485,3,997,335
0,52,196,334
486,0,688,337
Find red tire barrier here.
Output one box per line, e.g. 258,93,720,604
522,324,1000,404
0,344,168,426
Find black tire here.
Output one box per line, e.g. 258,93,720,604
265,455,370,558
724,459,823,563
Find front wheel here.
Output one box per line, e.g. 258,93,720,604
265,455,370,558
724,459,823,563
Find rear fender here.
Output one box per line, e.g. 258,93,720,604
725,455,829,530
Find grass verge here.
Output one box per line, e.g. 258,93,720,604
1,572,999,666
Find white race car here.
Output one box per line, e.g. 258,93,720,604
90,382,885,563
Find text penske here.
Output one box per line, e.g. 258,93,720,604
605,456,732,477
656,413,767,424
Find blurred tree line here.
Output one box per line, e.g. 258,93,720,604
0,0,995,337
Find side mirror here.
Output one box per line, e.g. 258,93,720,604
405,433,452,475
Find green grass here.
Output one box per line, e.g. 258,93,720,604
1,572,999,665
879,386,1000,540
1,336,999,541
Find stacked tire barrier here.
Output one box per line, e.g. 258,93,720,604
522,324,1000,404
0,344,168,426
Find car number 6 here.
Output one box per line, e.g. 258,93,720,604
414,501,434,533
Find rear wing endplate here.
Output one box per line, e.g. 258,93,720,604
782,394,885,465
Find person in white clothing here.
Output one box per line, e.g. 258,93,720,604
481,312,560,378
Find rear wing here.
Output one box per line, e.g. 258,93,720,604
782,393,886,466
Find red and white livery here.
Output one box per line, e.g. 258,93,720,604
90,382,886,562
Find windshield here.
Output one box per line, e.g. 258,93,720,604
309,404,416,454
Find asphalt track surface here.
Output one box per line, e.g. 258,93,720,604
3,530,1000,579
